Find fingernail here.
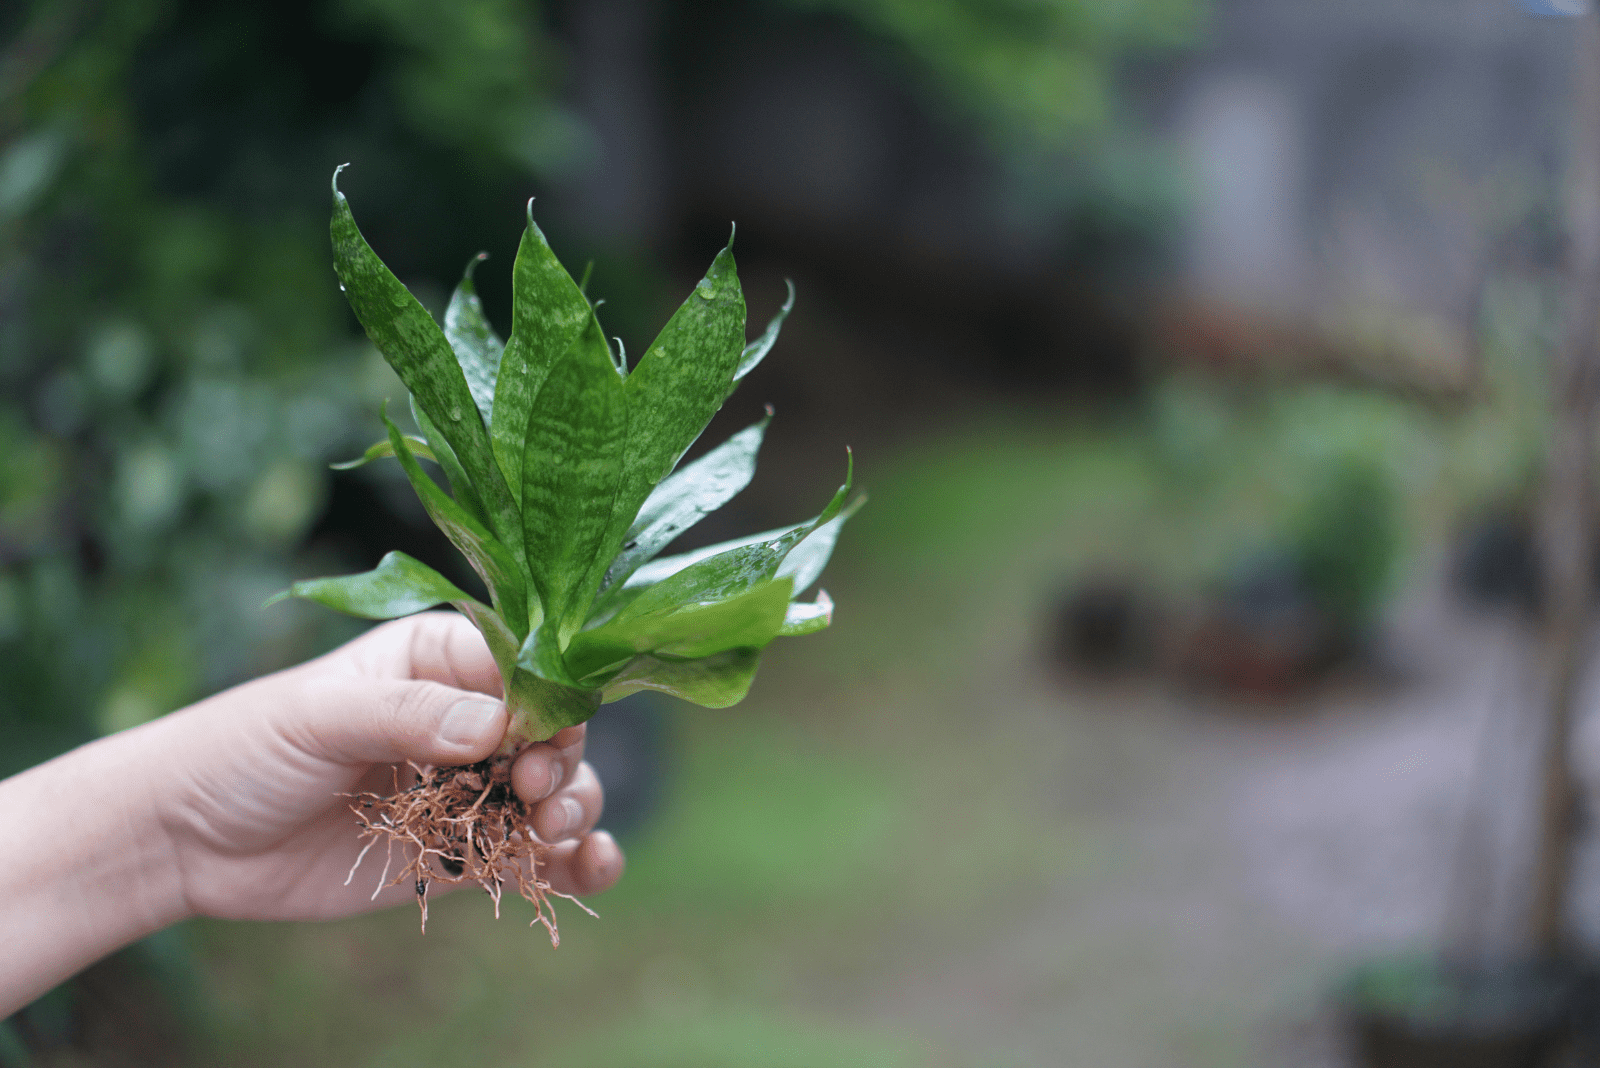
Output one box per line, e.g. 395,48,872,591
556,796,583,836
440,699,502,747
537,760,564,800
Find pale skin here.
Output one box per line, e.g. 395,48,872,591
0,612,624,1017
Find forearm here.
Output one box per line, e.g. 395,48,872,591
0,725,189,1016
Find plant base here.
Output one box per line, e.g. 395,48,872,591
345,756,595,943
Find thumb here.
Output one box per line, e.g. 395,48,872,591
284,676,509,767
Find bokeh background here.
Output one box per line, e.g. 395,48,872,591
3,0,1599,1065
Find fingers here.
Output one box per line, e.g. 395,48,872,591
530,762,602,843
340,613,504,696
280,674,508,768
540,831,625,897
509,730,598,842
509,725,586,805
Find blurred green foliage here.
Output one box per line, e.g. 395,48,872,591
1,0,1201,1059
1287,454,1399,631
0,0,1209,772
781,0,1204,140
0,0,584,776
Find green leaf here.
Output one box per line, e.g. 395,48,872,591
491,204,593,501
601,411,771,593
776,494,865,596
330,435,435,470
615,451,852,621
444,253,504,427
732,279,793,385
620,525,799,590
778,590,833,636
460,603,602,743
264,551,473,618
599,237,747,588
585,523,800,627
600,648,764,708
410,394,490,529
384,411,532,639
520,312,629,647
565,577,792,680
330,167,522,560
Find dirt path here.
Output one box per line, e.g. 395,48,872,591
866,583,1558,1067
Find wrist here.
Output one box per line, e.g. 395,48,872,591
0,723,191,1015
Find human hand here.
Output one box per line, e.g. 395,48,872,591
148,611,624,922
0,611,624,1014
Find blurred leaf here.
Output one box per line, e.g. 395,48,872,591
443,253,504,426
492,206,593,500
0,128,67,221
600,647,764,708
328,434,436,470
781,0,1203,141
732,280,794,385
241,460,325,546
331,0,583,176
778,589,833,635
265,550,476,618
603,411,771,593
330,167,522,561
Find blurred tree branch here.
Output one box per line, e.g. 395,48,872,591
1529,4,1600,956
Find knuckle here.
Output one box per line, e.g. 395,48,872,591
382,681,442,746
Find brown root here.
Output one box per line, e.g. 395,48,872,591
344,756,596,944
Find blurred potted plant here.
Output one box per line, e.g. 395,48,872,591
1340,10,1600,1065
1174,451,1399,696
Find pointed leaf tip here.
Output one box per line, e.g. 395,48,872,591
463,252,488,280
262,589,291,610
331,163,350,196
728,221,737,249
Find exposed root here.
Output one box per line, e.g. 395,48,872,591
345,757,594,944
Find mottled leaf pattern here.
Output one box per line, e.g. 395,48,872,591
444,253,505,427
598,239,746,584
564,578,792,680
521,312,628,646
384,412,531,639
411,394,489,529
614,453,852,622
491,205,592,501
330,167,522,562
298,177,855,738
602,412,770,593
